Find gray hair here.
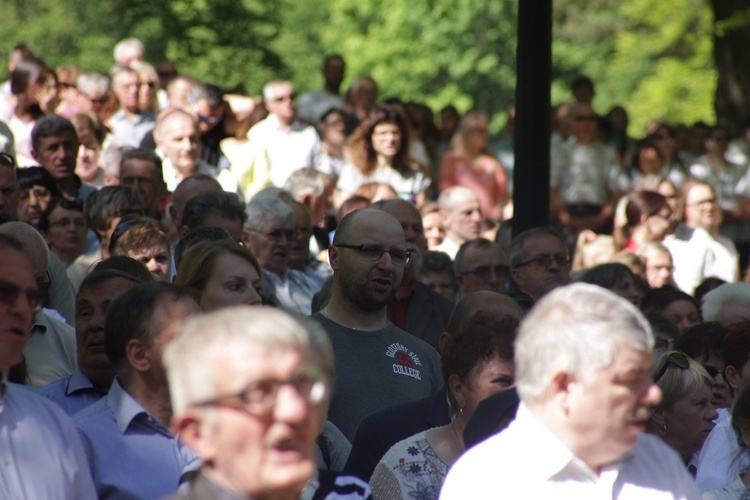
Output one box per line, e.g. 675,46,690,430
284,168,328,200
515,283,654,405
164,307,329,414
508,226,566,269
635,242,671,262
113,38,144,65
244,197,294,232
77,72,110,96
702,283,750,322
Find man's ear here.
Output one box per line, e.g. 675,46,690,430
168,203,178,225
550,370,575,413
726,365,742,392
328,245,340,271
31,148,40,163
173,410,216,461
510,268,523,287
300,193,313,210
438,332,451,355
126,339,151,373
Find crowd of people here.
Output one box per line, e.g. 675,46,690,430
2,36,750,499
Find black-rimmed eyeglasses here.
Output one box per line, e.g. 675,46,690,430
0,278,43,314
335,244,411,266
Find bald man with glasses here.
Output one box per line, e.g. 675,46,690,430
312,209,442,442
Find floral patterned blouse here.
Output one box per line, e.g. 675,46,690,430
369,429,449,500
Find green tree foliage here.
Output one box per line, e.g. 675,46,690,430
553,0,716,136
271,0,518,131
0,0,736,136
1,0,285,93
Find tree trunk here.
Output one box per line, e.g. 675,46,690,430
713,1,750,135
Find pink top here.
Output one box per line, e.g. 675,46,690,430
438,151,509,218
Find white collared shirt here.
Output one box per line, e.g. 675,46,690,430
441,404,700,499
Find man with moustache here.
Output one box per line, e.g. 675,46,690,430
312,209,442,441
374,198,453,350
442,284,699,498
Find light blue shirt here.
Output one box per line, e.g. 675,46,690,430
0,380,96,499
74,378,198,499
39,367,104,416
109,109,156,148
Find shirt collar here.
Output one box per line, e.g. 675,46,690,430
66,367,97,396
108,378,149,434
516,404,631,482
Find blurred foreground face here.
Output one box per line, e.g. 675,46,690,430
197,344,322,496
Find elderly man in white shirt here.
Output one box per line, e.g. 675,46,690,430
245,80,321,188
442,283,700,499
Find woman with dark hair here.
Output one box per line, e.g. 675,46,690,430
0,56,58,166
576,262,642,307
16,166,60,227
438,111,509,220
370,314,517,498
336,104,429,207
642,288,702,333
614,190,674,252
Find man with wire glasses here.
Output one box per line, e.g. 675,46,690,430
312,209,441,442
0,234,96,498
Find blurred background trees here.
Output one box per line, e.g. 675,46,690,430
2,0,749,136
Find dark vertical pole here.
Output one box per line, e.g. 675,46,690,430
512,0,553,237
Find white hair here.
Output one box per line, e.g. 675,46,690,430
113,38,144,66
244,197,294,232
164,307,331,415
635,242,671,262
77,72,110,96
515,283,654,405
702,283,750,322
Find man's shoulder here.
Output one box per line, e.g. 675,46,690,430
6,382,74,422
39,374,73,397
73,394,112,425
